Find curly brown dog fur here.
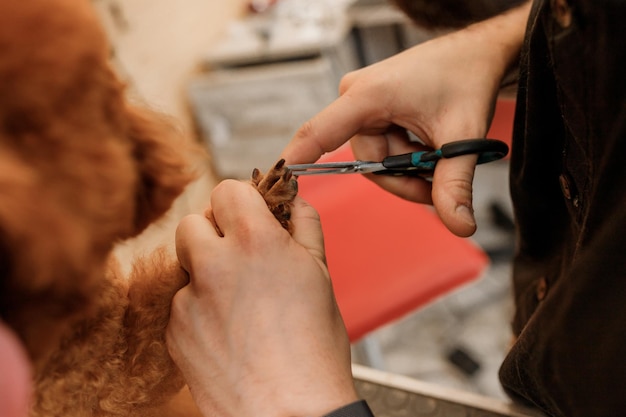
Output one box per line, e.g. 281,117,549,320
0,1,297,416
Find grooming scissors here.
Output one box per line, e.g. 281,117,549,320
287,138,508,177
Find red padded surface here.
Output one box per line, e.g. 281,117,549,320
297,145,488,342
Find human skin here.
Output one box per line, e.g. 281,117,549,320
167,181,358,417
0,4,533,417
166,3,533,416
281,1,531,238
0,321,32,417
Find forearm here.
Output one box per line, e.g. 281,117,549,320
458,0,532,85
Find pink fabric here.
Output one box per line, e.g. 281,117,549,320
0,321,31,417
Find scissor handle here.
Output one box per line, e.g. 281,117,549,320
376,138,509,176
438,138,509,164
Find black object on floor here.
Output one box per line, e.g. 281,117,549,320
446,346,481,376
490,201,516,232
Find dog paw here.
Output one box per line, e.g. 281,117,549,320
250,159,298,232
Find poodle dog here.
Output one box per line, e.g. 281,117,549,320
0,1,297,416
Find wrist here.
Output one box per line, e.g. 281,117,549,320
277,392,361,417
247,378,360,417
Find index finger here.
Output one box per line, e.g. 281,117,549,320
280,93,380,165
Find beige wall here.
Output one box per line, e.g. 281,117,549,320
93,0,247,131
94,1,248,264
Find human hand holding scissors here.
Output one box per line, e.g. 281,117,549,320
281,11,526,237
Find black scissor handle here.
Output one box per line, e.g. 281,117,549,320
440,138,509,165
374,138,509,177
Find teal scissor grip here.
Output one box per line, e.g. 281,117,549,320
411,149,442,169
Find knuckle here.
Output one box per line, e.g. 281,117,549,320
338,71,357,94
211,178,242,198
294,119,317,142
292,119,326,157
176,213,203,235
446,176,474,200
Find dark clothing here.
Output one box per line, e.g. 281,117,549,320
499,0,626,415
390,0,528,30
323,400,374,417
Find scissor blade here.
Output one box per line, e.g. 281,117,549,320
287,161,384,176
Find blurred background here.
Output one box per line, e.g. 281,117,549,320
98,0,519,402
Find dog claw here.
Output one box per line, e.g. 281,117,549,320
251,168,261,185
250,159,298,232
274,159,286,170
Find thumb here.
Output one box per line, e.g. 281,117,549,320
431,154,478,237
289,196,327,267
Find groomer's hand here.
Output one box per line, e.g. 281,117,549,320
281,1,530,237
167,180,357,417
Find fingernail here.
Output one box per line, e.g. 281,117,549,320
456,204,476,227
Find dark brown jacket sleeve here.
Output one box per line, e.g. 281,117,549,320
500,0,626,415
